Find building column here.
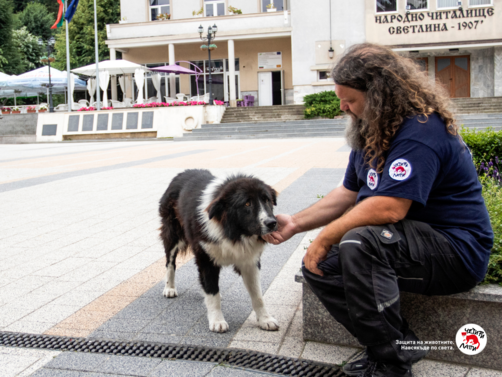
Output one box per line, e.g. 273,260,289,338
228,39,237,107
495,46,502,97
169,44,176,98
110,48,118,101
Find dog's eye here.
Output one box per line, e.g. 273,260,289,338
245,202,251,207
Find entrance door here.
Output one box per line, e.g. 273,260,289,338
435,56,470,98
258,72,273,106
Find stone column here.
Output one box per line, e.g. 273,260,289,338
110,48,118,101
169,44,176,98
495,46,502,97
228,39,237,107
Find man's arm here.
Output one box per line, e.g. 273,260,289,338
304,195,412,275
263,185,358,245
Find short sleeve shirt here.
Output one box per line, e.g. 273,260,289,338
343,113,493,282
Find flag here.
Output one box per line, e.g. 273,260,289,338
65,0,80,23
51,0,65,29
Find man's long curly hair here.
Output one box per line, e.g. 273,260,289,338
332,43,458,173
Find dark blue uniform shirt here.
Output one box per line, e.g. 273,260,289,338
343,113,493,282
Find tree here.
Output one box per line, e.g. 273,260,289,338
12,0,60,16
12,27,44,70
53,0,120,70
0,0,25,74
19,2,55,41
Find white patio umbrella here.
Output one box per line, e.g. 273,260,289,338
135,69,145,104
152,73,162,103
71,59,147,76
99,70,110,107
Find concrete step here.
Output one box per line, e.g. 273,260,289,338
191,128,345,137
174,131,344,141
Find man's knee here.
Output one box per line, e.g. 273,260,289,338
339,226,376,265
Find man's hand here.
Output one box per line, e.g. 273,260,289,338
303,237,330,276
263,214,296,245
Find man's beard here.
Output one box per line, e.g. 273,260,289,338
344,111,366,151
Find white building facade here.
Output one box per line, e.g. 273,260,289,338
106,0,500,106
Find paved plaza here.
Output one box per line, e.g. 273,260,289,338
0,139,501,376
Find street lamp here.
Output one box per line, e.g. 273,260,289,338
199,24,218,105
38,37,56,113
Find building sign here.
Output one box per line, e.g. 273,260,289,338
258,52,282,69
375,7,495,35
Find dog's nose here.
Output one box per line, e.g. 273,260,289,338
265,218,277,230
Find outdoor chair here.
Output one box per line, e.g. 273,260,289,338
164,96,176,104
55,104,68,112
147,97,158,104
123,98,133,107
78,99,90,108
244,95,255,107
110,100,126,108
176,93,188,101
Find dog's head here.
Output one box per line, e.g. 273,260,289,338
207,175,278,241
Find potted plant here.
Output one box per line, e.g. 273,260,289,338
228,6,242,15
11,106,21,114
119,16,127,24
156,13,171,20
192,7,203,17
266,3,277,12
27,106,37,113
38,105,48,113
1,107,12,115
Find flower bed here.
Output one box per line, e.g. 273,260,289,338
133,101,207,108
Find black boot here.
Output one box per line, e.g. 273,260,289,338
362,361,413,377
342,329,428,376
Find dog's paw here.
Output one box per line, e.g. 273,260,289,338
258,316,279,331
163,287,178,298
209,320,229,333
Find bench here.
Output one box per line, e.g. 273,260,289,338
295,271,502,370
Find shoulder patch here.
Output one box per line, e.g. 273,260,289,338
367,169,379,190
389,159,412,181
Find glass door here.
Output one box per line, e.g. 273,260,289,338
205,0,225,16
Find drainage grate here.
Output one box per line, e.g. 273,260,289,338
0,332,344,376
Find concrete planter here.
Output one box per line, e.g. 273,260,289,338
296,272,502,370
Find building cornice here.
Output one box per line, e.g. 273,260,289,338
391,39,502,51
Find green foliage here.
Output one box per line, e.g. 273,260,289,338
303,91,342,119
12,0,60,15
460,127,502,165
0,48,8,72
0,0,24,74
19,2,55,41
12,27,43,70
53,0,120,70
481,177,502,285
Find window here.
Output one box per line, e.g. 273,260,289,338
469,0,492,6
262,0,286,12
150,0,170,21
437,0,459,8
376,0,397,13
318,71,330,81
414,58,428,72
205,0,225,17
407,0,428,10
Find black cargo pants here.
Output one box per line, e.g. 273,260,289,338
302,219,478,369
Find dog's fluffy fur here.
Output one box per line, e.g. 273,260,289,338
159,169,279,333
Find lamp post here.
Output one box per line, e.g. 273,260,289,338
199,24,218,105
38,37,56,113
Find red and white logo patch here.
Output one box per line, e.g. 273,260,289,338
367,169,378,190
389,159,412,181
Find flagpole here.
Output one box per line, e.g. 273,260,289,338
94,0,101,110
65,0,72,112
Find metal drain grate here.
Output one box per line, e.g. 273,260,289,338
0,332,345,376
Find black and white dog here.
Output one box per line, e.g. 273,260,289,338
159,169,280,333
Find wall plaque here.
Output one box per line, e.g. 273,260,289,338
97,114,109,131
68,115,79,132
126,112,139,129
142,111,154,129
258,52,282,69
112,113,124,130
83,114,94,131
42,124,57,136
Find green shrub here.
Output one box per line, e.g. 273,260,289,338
303,91,342,119
460,127,502,164
481,177,502,285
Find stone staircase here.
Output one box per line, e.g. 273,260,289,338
453,97,502,114
220,105,305,123
457,113,502,131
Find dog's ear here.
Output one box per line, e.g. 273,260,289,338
207,197,225,221
268,186,278,206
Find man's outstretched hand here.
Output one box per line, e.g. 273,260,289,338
263,214,297,245
303,237,330,276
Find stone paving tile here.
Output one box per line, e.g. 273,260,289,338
466,369,502,377
44,352,109,372
229,340,281,354
208,366,282,376
99,354,162,376
149,360,217,377
301,342,359,366
412,359,470,376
